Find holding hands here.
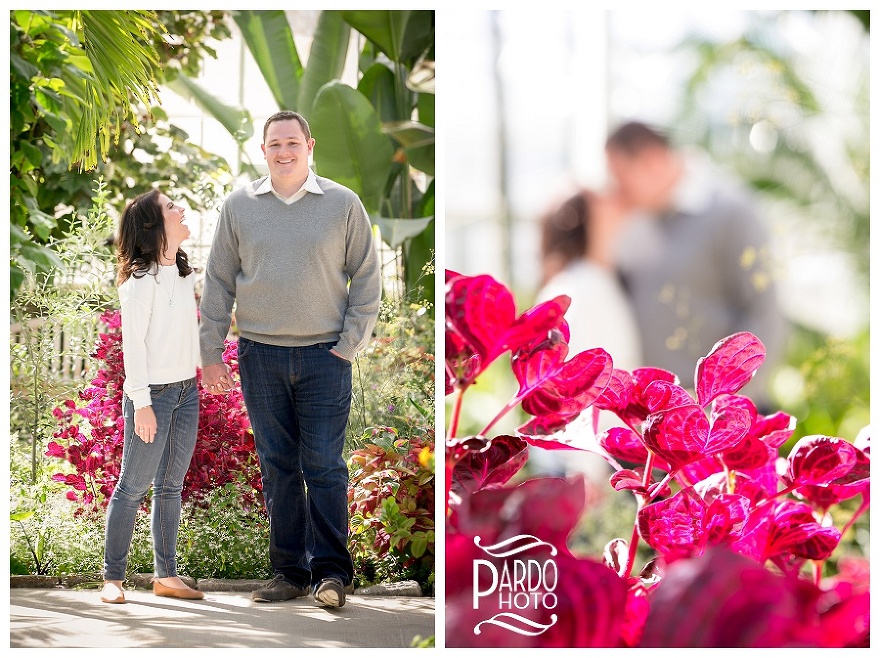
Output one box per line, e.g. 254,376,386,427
202,362,234,394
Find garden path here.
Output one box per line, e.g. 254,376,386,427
9,587,435,648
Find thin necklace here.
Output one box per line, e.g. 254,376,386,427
158,265,178,308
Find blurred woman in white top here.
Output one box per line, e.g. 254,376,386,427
530,189,643,477
100,189,203,604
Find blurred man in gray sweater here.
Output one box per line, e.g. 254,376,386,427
200,111,381,608
605,121,786,410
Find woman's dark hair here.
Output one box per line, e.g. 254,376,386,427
116,189,192,286
539,191,594,285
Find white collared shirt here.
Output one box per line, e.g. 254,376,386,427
254,168,324,204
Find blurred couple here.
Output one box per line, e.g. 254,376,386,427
533,121,786,474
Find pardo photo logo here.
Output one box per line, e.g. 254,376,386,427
471,534,558,637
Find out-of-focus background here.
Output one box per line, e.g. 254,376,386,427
446,9,870,449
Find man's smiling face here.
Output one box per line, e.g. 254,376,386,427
261,118,315,186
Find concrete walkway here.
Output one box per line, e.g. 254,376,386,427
9,586,435,648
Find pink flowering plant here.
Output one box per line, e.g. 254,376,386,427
47,310,262,513
445,270,869,648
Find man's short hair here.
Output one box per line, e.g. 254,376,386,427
606,121,670,156
263,110,312,143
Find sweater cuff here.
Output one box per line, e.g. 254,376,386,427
200,346,225,367
130,388,153,410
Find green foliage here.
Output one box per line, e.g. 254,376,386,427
348,284,435,448
176,485,273,580
348,427,435,592
10,179,118,483
9,10,235,299
772,325,870,447
411,635,436,648
676,11,869,282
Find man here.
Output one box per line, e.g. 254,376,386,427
200,110,382,608
605,121,786,410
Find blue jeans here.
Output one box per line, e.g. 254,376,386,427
237,338,354,588
103,378,199,581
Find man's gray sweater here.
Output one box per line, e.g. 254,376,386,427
199,175,381,365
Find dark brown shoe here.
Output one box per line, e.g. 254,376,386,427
252,574,310,602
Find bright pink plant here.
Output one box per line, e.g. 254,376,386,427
47,310,262,514
445,270,869,648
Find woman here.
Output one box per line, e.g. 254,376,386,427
537,189,642,371
530,189,643,477
100,189,203,604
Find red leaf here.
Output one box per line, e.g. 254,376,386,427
639,547,823,647
453,475,590,553
695,332,766,407
595,367,678,430
446,274,517,375
637,487,708,560
598,426,649,464
643,404,750,472
785,435,859,487
450,434,529,498
610,469,646,493
643,380,696,414
518,348,613,436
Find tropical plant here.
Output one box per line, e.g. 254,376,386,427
445,270,868,648
10,9,235,299
176,10,436,306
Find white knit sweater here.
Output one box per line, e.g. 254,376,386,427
119,264,200,409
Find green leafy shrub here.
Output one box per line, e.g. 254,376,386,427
348,426,435,592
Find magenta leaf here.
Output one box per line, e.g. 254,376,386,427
819,591,870,648
622,585,651,647
446,273,517,368
639,547,824,647
445,325,481,393
599,427,649,464
643,380,696,414
643,403,750,472
695,332,766,407
453,475,590,553
703,493,750,544
593,368,635,415
517,348,613,436
735,499,841,564
798,443,870,510
595,367,678,430
637,487,708,560
695,470,772,507
763,500,841,561
538,553,629,648
751,411,796,449
517,413,584,438
610,469,646,493
610,468,670,497
505,295,572,358
511,337,568,395
785,435,859,487
450,434,529,498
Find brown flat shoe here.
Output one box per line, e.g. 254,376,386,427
100,582,126,604
152,578,205,600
